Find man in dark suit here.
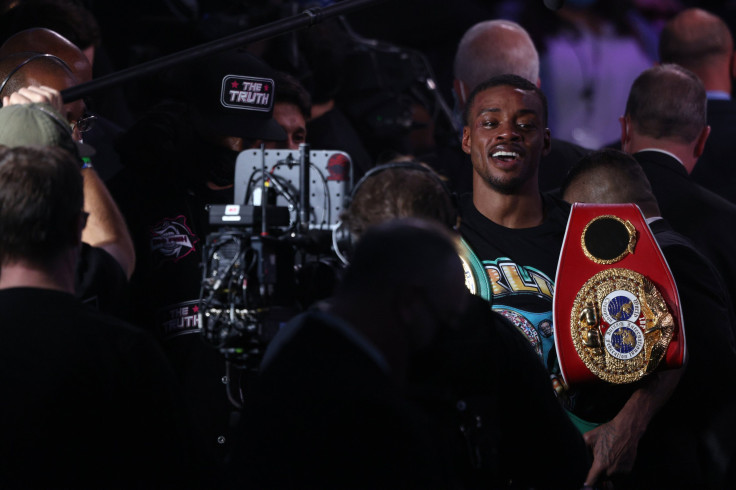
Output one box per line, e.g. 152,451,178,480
621,64,736,324
423,19,589,195
561,148,736,489
659,8,736,204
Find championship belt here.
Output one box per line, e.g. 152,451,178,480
553,203,686,386
457,236,493,303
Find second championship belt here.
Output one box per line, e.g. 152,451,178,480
554,203,686,386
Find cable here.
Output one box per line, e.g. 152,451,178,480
332,220,350,266
310,162,331,228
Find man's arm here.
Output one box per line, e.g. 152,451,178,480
80,165,136,278
3,86,136,278
583,350,684,486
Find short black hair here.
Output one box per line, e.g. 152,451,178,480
273,71,312,121
343,162,456,238
463,73,548,127
560,148,660,217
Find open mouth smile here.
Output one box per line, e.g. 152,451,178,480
489,148,524,168
491,150,520,162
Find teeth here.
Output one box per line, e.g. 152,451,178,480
492,151,519,159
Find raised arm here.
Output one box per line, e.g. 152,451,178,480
3,85,135,278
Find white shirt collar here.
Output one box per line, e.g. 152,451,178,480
637,148,685,168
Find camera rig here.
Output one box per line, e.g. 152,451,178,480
198,144,352,380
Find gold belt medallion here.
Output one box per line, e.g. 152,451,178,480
570,268,675,384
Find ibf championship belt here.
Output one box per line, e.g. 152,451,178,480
553,203,686,386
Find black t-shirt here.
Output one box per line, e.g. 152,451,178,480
0,287,215,488
459,192,570,372
75,242,129,318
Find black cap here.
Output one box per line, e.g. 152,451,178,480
185,49,286,141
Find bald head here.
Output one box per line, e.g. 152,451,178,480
561,149,660,218
0,28,92,83
625,64,707,145
454,20,539,98
659,8,733,72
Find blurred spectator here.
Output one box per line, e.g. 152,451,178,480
0,27,125,181
0,54,134,277
0,145,214,488
659,7,736,204
620,63,736,338
107,48,287,463
227,218,468,489
561,148,736,488
0,99,133,316
516,0,655,149
0,0,135,127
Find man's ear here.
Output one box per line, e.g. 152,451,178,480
694,125,711,159
543,128,552,156
453,79,468,106
461,126,472,155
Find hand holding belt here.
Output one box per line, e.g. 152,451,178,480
554,203,686,386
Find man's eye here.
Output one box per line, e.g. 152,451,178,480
518,122,536,130
481,120,497,128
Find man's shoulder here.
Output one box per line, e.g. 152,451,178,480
633,151,734,208
707,97,736,120
0,287,157,350
542,191,572,223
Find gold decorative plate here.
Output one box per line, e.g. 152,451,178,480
571,268,674,384
581,215,637,265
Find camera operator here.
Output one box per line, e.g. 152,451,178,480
265,70,311,150
106,48,287,464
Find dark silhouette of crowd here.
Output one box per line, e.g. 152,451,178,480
1,0,736,488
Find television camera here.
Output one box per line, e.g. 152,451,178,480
198,144,352,378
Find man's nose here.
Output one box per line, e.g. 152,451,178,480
496,123,520,141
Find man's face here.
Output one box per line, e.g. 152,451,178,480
264,102,306,150
461,85,550,194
